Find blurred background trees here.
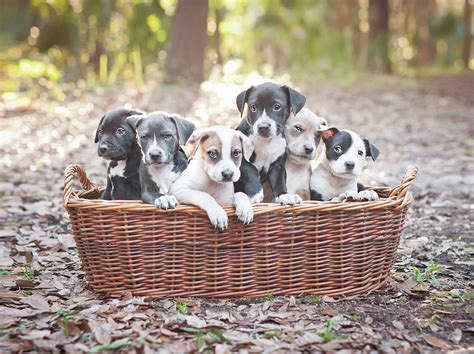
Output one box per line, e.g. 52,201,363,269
0,0,472,95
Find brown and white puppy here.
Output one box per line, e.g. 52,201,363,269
284,108,328,200
170,126,254,230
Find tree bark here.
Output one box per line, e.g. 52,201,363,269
463,0,472,69
165,0,209,83
367,0,391,73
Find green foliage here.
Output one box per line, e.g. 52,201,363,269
174,300,190,314
264,293,275,302
320,318,336,342
181,327,229,350
0,269,12,276
412,263,443,285
90,338,131,353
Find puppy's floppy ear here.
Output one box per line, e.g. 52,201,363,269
236,86,254,117
169,115,196,145
283,85,306,114
236,131,254,162
94,115,105,143
363,138,380,161
321,127,339,142
126,114,145,129
186,128,210,159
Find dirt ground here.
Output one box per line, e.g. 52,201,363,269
0,73,473,352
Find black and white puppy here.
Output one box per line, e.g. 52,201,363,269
234,82,306,205
310,128,380,201
127,111,195,209
95,109,143,200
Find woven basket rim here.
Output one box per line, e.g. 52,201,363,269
63,165,418,214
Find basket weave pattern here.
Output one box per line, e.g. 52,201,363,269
63,165,417,298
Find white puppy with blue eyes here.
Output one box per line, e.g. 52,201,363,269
170,126,255,230
310,127,380,202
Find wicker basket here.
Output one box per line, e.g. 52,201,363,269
63,165,418,298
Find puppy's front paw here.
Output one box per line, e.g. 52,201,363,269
154,195,178,209
338,190,358,201
249,189,264,204
234,192,253,224
355,190,379,201
207,206,229,230
275,193,302,205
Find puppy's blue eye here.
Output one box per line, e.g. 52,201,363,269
358,150,364,156
98,129,103,136
208,150,218,159
273,103,281,111
116,128,125,135
249,104,257,112
164,134,173,140
333,146,342,154
140,135,148,140
294,125,303,133
232,149,241,158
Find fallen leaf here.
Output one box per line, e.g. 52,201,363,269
421,334,451,350
21,294,49,311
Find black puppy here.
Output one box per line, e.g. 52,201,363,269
234,82,306,205
95,109,143,200
127,111,195,209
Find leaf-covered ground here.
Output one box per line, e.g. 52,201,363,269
0,74,473,352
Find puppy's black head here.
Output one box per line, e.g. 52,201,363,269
236,82,306,138
127,111,195,166
95,109,142,160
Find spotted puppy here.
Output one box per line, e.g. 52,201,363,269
284,108,327,200
170,126,254,230
234,82,306,205
95,109,143,200
310,128,380,201
127,111,195,208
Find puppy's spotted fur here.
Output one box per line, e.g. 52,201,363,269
170,126,254,230
310,128,380,201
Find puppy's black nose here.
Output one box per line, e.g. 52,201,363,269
99,145,108,154
304,146,314,154
258,124,270,134
345,161,355,170
149,151,162,161
221,170,234,180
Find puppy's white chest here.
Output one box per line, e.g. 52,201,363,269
251,135,286,172
310,168,357,200
109,160,126,178
148,164,179,194
286,164,310,200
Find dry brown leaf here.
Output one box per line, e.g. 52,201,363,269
421,334,452,350
21,294,50,311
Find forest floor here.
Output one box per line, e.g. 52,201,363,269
0,73,473,352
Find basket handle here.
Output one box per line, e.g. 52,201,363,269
389,165,419,199
63,164,99,207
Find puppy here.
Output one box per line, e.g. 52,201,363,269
170,126,254,230
95,109,143,200
284,108,327,200
127,111,195,209
234,82,306,205
310,128,380,201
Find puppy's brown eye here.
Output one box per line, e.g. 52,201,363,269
140,134,148,140
116,128,125,135
249,104,257,112
98,129,103,136
208,150,218,159
273,103,281,111
163,133,173,140
294,125,303,133
232,149,241,158
358,150,364,156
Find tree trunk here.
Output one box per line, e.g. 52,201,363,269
165,0,209,83
414,0,437,67
367,0,391,73
463,0,472,69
